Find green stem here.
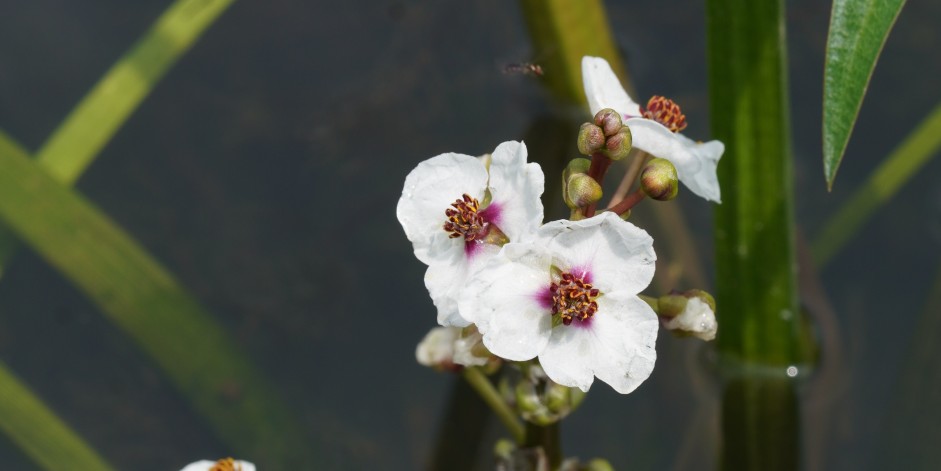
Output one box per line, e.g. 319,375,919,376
607,189,647,216
706,0,807,468
462,367,525,444
523,422,562,469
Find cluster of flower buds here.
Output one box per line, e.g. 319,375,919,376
502,364,586,426
494,439,614,471
577,109,633,161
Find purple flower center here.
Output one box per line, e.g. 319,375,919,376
442,194,506,258
549,272,600,326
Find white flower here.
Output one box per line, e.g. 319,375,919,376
582,56,724,203
397,141,545,326
180,458,255,471
662,296,718,341
460,212,659,394
415,326,489,369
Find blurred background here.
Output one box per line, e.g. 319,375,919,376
0,0,939,469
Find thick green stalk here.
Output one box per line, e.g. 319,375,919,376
0,363,114,471
0,136,309,467
706,0,805,468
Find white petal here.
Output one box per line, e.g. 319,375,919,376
675,133,724,203
538,324,596,392
453,328,489,367
535,213,655,296
581,56,642,118
415,326,460,366
460,243,553,361
397,153,489,265
626,118,723,203
589,293,659,394
425,243,500,326
487,141,545,243
538,293,657,394
180,460,255,471
663,297,718,341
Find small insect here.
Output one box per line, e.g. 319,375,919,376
502,62,544,77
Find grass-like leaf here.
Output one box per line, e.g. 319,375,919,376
0,133,310,467
823,0,906,189
0,362,114,471
35,0,235,185
814,102,941,266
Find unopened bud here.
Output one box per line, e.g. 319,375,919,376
658,289,717,341
603,127,632,160
640,157,678,200
593,108,623,136
586,459,615,471
564,174,602,209
577,123,606,155
564,157,592,176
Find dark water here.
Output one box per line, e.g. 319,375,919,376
0,0,939,469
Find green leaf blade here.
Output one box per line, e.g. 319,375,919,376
823,0,906,188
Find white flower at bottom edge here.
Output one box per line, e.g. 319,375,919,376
459,212,659,394
582,56,724,203
415,326,489,369
396,141,544,326
180,458,255,471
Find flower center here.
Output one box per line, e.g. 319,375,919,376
444,194,488,240
549,272,600,325
641,95,687,133
209,458,242,471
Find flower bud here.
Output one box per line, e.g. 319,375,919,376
564,173,602,209
640,157,678,201
603,127,632,160
577,123,606,155
658,290,717,341
593,108,623,136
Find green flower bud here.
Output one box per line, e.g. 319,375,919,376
564,173,602,209
593,108,623,137
586,459,616,471
564,157,592,176
577,123,606,155
640,157,678,201
603,126,632,160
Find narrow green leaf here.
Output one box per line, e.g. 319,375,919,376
0,363,114,471
36,0,234,185
0,134,310,467
707,0,806,468
814,102,941,266
823,0,906,188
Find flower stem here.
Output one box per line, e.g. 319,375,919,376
608,188,647,216
583,152,612,218
606,151,650,209
524,421,563,469
461,367,525,444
